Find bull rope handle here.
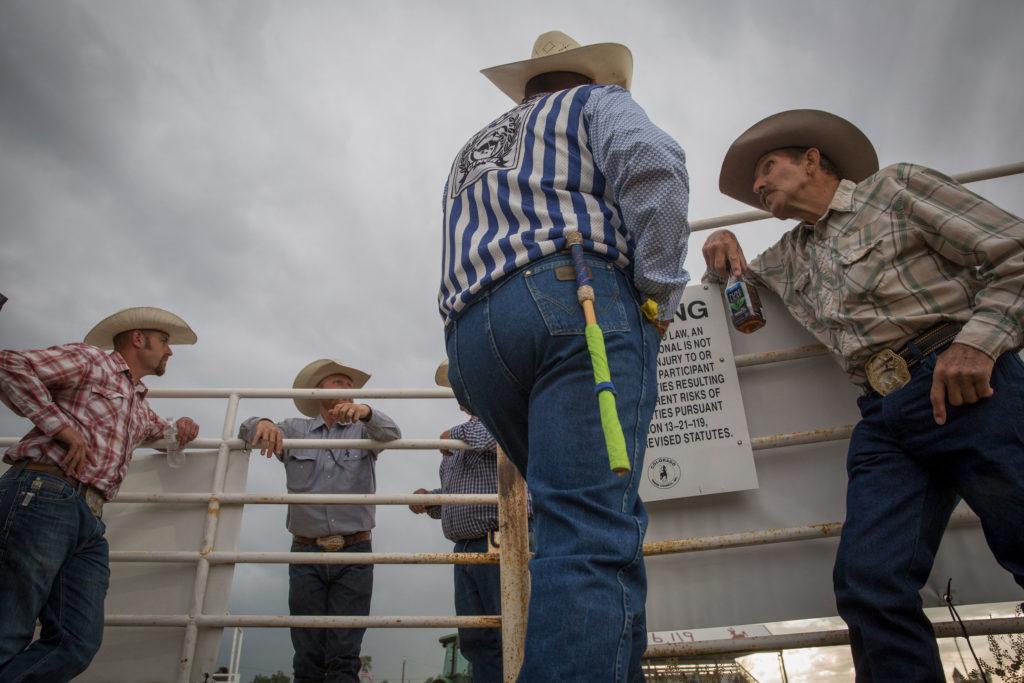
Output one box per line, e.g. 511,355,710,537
565,231,630,476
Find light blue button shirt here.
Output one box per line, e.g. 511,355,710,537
239,410,401,537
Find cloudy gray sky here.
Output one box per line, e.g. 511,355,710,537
2,1,1023,680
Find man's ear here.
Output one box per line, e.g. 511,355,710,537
805,147,823,174
131,329,147,349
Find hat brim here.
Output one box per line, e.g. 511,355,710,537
84,307,197,350
435,361,450,388
293,359,371,417
481,43,633,103
719,109,879,210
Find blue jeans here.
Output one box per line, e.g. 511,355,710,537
0,467,109,683
445,253,659,682
453,537,502,683
289,539,373,683
834,349,1024,682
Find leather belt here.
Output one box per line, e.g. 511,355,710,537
293,530,371,551
18,461,106,519
864,321,963,396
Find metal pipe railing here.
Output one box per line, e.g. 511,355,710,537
109,550,500,565
734,344,829,368
644,616,1024,659
146,387,456,399
177,392,240,683
103,615,501,628
111,492,498,505
690,160,1024,233
497,447,531,681
643,508,977,558
751,425,853,451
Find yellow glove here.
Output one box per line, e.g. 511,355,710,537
641,299,659,323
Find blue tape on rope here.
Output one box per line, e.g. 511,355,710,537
569,243,593,288
594,381,616,395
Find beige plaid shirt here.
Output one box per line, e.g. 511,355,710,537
732,163,1024,385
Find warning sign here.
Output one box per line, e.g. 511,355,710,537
640,283,758,501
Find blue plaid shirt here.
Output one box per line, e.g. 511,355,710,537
427,418,531,541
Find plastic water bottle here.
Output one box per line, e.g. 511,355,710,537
164,419,185,468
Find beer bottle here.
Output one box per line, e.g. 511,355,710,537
725,276,766,333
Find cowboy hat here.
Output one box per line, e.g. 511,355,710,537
84,307,197,350
435,360,450,388
481,30,632,103
292,359,371,417
719,109,879,209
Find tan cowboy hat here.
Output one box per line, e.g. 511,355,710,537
293,358,371,417
84,307,197,350
481,30,633,103
435,360,450,388
719,109,879,209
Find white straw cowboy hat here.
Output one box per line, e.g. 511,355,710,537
481,30,633,103
719,109,879,210
435,360,450,388
84,307,197,350
293,359,371,418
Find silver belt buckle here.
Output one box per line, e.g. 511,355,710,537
83,488,105,519
865,348,911,396
316,535,345,551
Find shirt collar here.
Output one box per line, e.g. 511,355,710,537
802,179,857,234
110,351,148,396
828,179,857,214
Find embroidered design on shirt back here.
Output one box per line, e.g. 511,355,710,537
449,101,533,198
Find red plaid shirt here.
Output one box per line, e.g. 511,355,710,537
0,343,167,500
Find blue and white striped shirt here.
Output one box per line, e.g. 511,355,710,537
439,84,690,322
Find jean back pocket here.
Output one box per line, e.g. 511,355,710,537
524,257,629,336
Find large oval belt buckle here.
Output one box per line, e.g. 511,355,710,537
317,535,345,552
865,348,911,396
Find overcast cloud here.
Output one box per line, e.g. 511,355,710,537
2,1,1023,680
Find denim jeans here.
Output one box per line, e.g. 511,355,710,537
289,539,373,683
445,253,659,682
453,537,502,683
0,467,110,683
834,348,1024,682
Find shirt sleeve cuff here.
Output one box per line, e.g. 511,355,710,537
954,313,1023,360
654,289,685,322
701,270,725,285
29,404,74,437
238,416,267,442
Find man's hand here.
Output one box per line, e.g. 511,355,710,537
409,488,430,514
701,230,748,279
327,403,371,424
54,426,93,477
175,417,199,448
930,343,996,425
439,429,452,456
251,419,285,458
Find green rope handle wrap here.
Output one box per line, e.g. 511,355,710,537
585,324,630,474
